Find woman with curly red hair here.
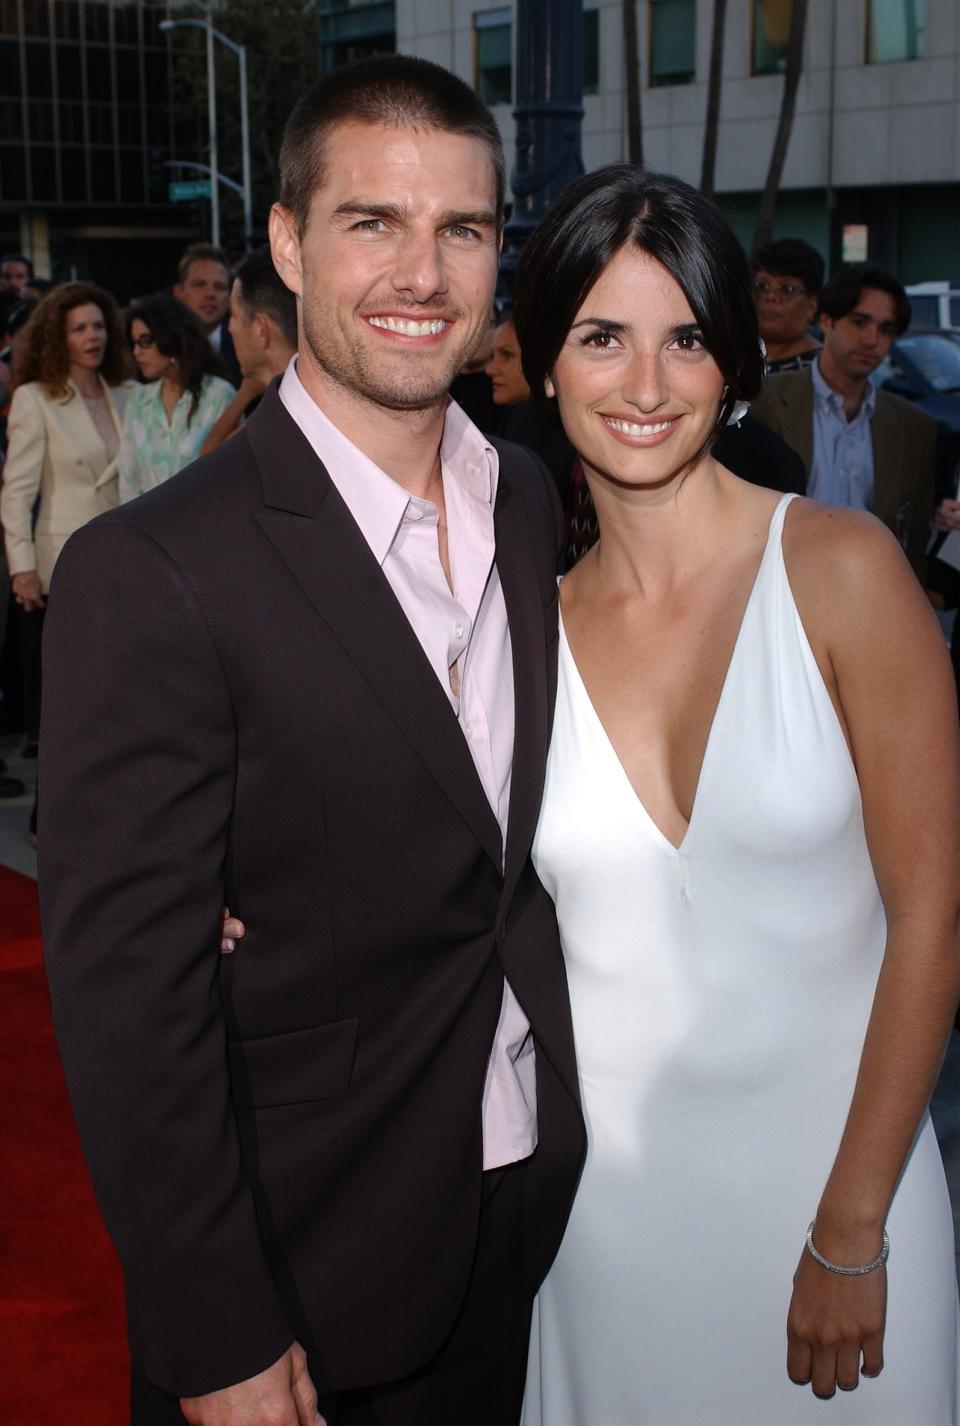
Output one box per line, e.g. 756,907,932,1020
0,281,133,829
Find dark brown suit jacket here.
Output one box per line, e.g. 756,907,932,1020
751,367,937,582
39,384,585,1399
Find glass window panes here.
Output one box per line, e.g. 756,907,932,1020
60,144,88,200
0,0,20,37
25,37,51,90
30,143,56,198
57,3,82,41
120,148,143,203
650,0,695,86
474,8,511,106
59,100,85,144
866,0,925,63
22,0,49,37
0,96,20,136
87,100,113,146
113,5,140,47
27,98,55,141
115,52,140,103
85,47,113,103
584,8,599,93
579,7,596,93
0,143,28,200
83,2,110,45
90,146,115,201
57,44,83,101
752,0,792,76
0,39,20,94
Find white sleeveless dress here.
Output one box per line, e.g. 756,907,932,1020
523,494,959,1426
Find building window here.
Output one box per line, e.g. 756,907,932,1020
584,8,599,94
866,0,925,63
474,8,511,106
650,0,695,87
751,0,792,76
318,1,395,73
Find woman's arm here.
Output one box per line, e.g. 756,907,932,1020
784,503,960,1398
1,383,46,593
199,377,265,455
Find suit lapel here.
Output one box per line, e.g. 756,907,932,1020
782,372,814,474
495,466,550,909
246,387,503,872
870,394,905,531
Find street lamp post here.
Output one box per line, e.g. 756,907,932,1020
160,10,252,250
499,0,585,296
205,17,219,245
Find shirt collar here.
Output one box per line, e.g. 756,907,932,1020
811,355,876,422
278,356,499,566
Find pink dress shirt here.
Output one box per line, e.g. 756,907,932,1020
279,360,537,1169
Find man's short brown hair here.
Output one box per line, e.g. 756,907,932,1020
177,242,231,286
279,54,505,237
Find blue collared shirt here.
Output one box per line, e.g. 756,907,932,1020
807,358,877,511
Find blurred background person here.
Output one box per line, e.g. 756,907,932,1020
751,263,934,583
486,306,577,501
119,294,234,502
1,253,32,297
228,244,298,385
485,312,530,408
450,305,499,432
199,245,297,453
0,296,38,754
1,281,133,831
753,238,824,374
1,297,39,425
173,242,242,388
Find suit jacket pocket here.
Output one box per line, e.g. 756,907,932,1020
228,1017,359,1109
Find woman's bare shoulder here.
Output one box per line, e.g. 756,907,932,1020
783,495,940,666
783,496,915,600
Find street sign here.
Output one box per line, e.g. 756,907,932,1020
169,180,212,201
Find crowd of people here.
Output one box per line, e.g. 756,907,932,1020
0,241,288,823
3,49,959,1426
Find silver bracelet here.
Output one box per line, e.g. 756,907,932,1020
805,1222,890,1276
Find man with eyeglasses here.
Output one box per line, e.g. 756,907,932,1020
753,238,824,375
752,262,936,583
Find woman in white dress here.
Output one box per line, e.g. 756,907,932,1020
513,167,960,1424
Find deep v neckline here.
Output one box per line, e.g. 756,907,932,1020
559,494,792,855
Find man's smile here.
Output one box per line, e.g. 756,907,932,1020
366,314,452,337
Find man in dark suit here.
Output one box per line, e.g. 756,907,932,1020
174,241,243,388
40,57,584,1426
751,263,936,583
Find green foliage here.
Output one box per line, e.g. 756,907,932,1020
170,0,320,252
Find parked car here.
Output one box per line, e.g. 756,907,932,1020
905,282,960,332
872,328,960,481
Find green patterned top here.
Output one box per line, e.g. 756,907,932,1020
118,374,235,502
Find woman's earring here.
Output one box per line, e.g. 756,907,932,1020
544,375,556,399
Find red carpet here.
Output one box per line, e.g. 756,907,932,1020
0,864,128,1424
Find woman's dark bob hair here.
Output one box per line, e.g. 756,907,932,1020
513,165,765,446
126,293,226,426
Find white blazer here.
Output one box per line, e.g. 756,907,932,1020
1,375,134,592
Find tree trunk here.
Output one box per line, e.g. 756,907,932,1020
623,0,643,165
752,0,810,254
700,0,729,197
